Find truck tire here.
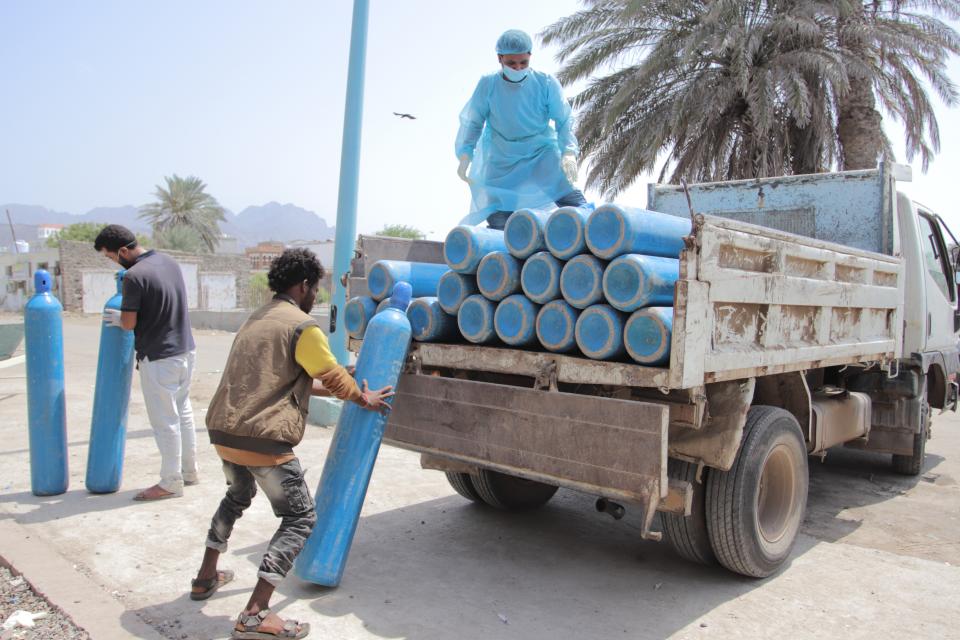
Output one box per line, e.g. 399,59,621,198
471,469,558,510
892,401,929,476
445,472,483,502
662,459,715,565
706,405,808,578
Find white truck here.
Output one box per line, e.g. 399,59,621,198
344,164,959,578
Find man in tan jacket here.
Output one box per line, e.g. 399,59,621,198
191,248,392,640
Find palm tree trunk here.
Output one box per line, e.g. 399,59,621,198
837,75,884,170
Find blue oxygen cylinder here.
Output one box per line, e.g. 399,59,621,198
585,204,692,260
625,307,673,366
521,251,564,304
602,254,680,312
295,281,413,587
494,294,541,346
457,294,498,344
476,251,522,301
504,208,552,259
408,297,459,342
85,270,136,493
437,271,478,315
344,296,378,339
444,225,507,274
375,298,391,315
545,206,591,260
560,254,607,309
24,269,68,496
536,300,580,353
367,261,449,301
575,304,627,361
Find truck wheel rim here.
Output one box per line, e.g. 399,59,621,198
757,443,797,545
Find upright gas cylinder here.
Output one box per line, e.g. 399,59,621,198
295,282,413,587
24,269,68,496
85,270,136,493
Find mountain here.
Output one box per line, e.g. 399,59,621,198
225,202,335,246
0,201,335,249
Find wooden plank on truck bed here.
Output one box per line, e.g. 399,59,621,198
384,374,668,519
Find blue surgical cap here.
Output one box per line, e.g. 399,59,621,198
496,29,532,55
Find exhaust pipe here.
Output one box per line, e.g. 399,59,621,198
595,497,625,520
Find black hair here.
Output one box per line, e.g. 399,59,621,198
93,224,137,252
267,248,324,293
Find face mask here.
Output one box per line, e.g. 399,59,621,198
502,65,529,82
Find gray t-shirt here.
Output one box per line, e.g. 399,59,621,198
121,250,195,361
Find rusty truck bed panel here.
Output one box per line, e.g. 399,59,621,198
384,375,668,515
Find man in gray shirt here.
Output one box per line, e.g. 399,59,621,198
95,224,198,500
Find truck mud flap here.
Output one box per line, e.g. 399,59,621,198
385,374,669,538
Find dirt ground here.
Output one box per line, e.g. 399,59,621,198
0,316,958,639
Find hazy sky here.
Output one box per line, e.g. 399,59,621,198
2,1,959,238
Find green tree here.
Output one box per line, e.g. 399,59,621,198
541,0,959,194
153,226,208,254
140,174,226,252
375,224,426,240
47,222,150,249
247,272,271,308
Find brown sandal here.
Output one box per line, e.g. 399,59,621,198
232,609,309,639
190,569,234,601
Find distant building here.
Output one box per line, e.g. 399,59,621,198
215,235,241,255
37,223,65,240
287,239,335,269
245,241,286,271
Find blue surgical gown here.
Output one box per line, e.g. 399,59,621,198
455,69,579,225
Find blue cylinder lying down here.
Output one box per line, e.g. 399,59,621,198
437,271,478,315
85,270,136,494
575,304,627,361
366,260,449,301
545,206,591,260
536,299,580,353
504,208,552,259
625,307,673,366
602,254,680,312
408,297,459,342
457,294,498,344
476,251,522,301
24,269,68,496
295,282,413,587
521,251,563,304
344,296,378,339
375,298,391,315
585,204,691,260
494,294,541,347
560,254,607,309
444,225,507,274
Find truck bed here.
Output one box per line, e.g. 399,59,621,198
349,209,903,391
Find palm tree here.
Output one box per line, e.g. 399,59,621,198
541,1,959,196
140,175,226,252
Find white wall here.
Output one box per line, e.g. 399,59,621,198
200,273,237,311
81,270,118,314
179,262,199,310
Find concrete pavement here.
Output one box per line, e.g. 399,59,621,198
0,316,958,639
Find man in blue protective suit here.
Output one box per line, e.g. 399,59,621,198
455,29,587,229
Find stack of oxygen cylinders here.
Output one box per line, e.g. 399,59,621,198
344,204,691,366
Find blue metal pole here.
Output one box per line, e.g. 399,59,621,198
329,0,370,364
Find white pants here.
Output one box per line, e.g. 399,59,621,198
139,350,198,493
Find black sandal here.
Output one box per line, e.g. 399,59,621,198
232,609,310,639
190,569,234,601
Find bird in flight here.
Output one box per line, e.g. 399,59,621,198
393,112,416,120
